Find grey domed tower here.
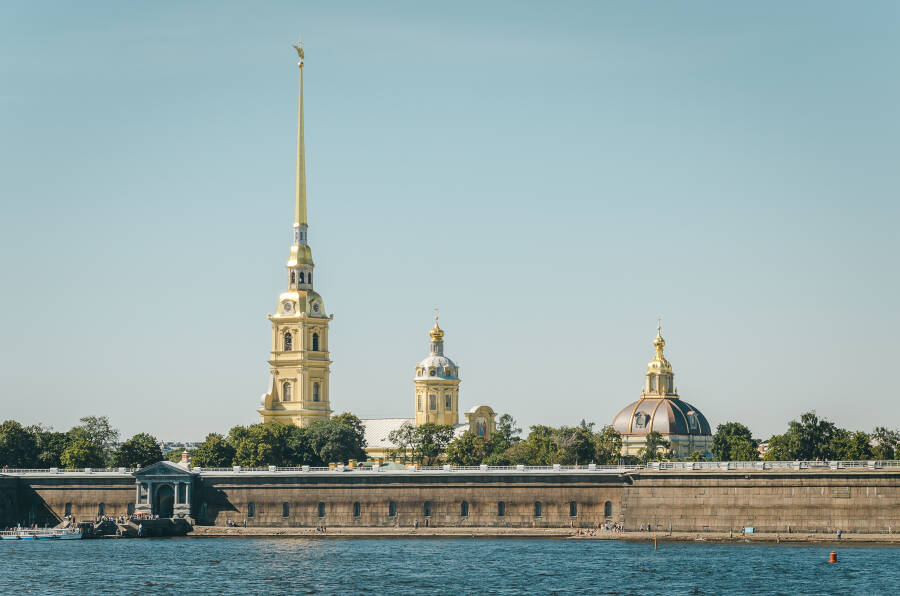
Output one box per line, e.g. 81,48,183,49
414,315,460,426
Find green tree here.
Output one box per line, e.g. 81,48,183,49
113,433,163,468
764,411,839,461
712,422,758,461
552,424,596,465
412,423,455,465
332,413,367,450
445,431,489,466
515,426,561,465
871,427,899,460
27,425,69,468
61,428,106,468
830,429,873,460
687,450,705,462
232,422,295,467
306,418,368,465
0,420,39,468
387,422,416,462
495,414,522,446
763,433,791,461
593,425,623,464
192,433,237,468
639,431,671,462
70,416,119,465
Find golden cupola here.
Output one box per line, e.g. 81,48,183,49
430,317,445,343
644,319,675,397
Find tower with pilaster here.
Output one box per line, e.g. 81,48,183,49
414,316,460,426
258,40,333,426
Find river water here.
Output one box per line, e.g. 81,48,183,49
2,537,896,594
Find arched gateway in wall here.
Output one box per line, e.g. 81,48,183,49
133,461,196,519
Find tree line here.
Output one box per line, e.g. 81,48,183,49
4,410,895,469
387,415,629,465
0,413,368,470
711,411,900,462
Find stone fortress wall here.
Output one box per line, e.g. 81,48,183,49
625,470,900,533
4,467,900,533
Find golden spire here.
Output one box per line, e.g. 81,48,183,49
293,37,307,229
430,308,444,342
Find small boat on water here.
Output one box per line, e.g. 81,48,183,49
0,528,83,541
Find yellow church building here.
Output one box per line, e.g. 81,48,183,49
256,42,496,456
257,41,333,427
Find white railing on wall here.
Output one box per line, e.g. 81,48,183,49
3,461,900,475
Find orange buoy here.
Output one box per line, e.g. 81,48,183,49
654,538,658,551
828,551,837,563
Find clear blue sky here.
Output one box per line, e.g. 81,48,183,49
1,1,898,442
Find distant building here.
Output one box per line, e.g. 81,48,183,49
612,322,712,458
360,318,496,460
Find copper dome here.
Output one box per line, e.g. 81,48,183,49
612,397,711,437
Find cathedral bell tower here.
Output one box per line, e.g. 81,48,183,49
414,315,460,426
258,40,333,426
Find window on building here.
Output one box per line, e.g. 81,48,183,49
445,395,451,410
312,333,319,351
308,273,312,285
389,501,397,517
353,502,361,518
317,502,325,518
64,503,72,517
429,369,436,376
284,332,293,351
429,394,436,410
460,501,469,517
569,501,577,517
283,502,290,518
98,503,105,516
424,501,432,517
534,502,542,518
299,271,304,283
178,483,186,504
497,501,505,517
282,381,292,402
417,395,423,411
604,501,612,517
290,271,296,284
313,382,320,402
247,502,255,518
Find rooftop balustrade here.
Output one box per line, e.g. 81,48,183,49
4,460,900,476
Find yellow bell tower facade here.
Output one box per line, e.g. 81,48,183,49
258,41,333,427
414,316,460,426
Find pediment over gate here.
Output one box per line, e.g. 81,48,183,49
134,460,196,478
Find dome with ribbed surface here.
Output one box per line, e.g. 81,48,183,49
612,397,711,436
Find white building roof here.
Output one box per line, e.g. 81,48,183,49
360,417,470,450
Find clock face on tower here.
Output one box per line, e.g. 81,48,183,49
282,300,293,313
